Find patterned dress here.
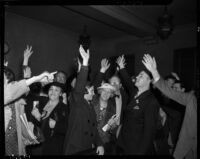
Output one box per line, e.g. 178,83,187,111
92,96,116,144
5,104,18,155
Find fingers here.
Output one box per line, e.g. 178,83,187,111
87,49,90,56
50,71,57,76
79,45,89,61
101,58,110,69
24,45,33,57
79,45,85,56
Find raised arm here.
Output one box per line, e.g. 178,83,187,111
74,45,90,93
142,54,194,106
4,71,56,105
116,55,135,96
93,58,110,91
22,45,33,79
23,45,33,66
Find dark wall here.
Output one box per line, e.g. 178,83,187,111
4,12,102,80
97,26,196,78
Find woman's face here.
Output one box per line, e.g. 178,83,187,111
99,89,112,101
48,86,62,101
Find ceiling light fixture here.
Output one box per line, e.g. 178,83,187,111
157,6,174,40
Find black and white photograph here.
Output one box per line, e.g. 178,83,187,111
1,0,198,158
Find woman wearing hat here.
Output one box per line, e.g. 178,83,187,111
92,82,121,155
31,81,69,155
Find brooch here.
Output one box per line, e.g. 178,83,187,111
133,105,140,110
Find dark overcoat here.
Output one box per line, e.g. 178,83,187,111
41,101,69,155
63,66,103,155
117,68,159,155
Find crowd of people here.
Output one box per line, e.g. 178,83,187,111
4,44,197,159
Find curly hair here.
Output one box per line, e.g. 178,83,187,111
4,66,15,83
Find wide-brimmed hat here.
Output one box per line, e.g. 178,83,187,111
97,83,116,92
46,82,65,91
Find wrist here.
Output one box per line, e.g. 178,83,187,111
83,61,88,66
100,68,106,73
152,70,160,83
119,66,125,70
23,59,28,66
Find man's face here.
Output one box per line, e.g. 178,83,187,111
109,76,121,91
55,72,66,84
166,78,175,88
173,83,185,92
135,71,151,88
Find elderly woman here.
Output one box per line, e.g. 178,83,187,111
92,83,121,155
31,81,69,155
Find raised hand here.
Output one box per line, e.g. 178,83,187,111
24,45,33,60
142,54,160,82
116,55,126,69
79,45,90,66
142,54,157,73
23,66,32,79
100,58,110,73
23,45,33,66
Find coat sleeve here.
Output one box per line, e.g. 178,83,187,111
54,103,69,135
93,72,105,93
73,66,88,94
118,68,135,97
94,127,103,147
138,98,159,154
4,80,30,105
154,78,193,107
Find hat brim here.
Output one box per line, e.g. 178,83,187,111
46,82,65,91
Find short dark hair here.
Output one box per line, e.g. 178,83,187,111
143,69,153,80
164,74,177,81
56,70,67,78
109,74,121,83
4,66,15,83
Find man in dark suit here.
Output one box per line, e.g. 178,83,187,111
63,45,104,155
116,55,160,155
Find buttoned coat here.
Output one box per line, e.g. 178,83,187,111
63,66,103,155
117,68,159,155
